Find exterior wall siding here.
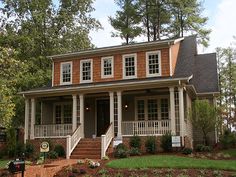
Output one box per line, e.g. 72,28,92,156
171,42,180,75
53,48,171,86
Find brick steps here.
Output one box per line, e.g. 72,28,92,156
70,138,101,159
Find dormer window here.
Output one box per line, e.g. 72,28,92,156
146,51,161,77
60,61,72,85
101,56,114,78
123,53,137,79
80,59,93,83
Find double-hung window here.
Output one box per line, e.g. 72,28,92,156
60,62,72,85
101,56,114,78
146,51,161,77
123,53,137,79
80,59,93,83
54,103,72,124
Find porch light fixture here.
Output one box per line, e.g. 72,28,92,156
124,103,128,110
85,105,90,111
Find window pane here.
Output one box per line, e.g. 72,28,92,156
82,61,91,81
161,98,169,119
64,104,72,124
62,63,71,83
103,58,112,76
137,100,145,120
148,99,158,120
148,53,159,74
55,105,62,124
125,56,135,77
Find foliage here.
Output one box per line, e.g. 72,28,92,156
109,0,142,44
195,144,212,152
145,136,156,154
161,133,172,152
15,143,25,157
88,160,100,168
54,144,65,157
106,155,236,171
25,142,34,158
114,143,129,158
129,136,141,149
219,129,236,149
129,147,141,156
47,151,58,159
189,100,218,145
6,128,17,157
182,148,193,155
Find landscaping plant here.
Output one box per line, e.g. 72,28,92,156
145,136,157,154
129,136,141,149
54,144,65,157
182,148,193,155
219,129,236,149
161,132,172,152
114,143,129,158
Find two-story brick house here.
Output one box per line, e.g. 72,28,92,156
20,35,219,159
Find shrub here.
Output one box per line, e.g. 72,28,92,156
47,151,58,159
129,136,141,149
161,133,172,152
195,144,212,152
54,145,65,157
145,136,156,154
114,143,129,158
182,148,193,155
16,143,25,157
220,129,236,149
25,142,34,158
129,147,141,156
79,168,86,174
6,128,17,157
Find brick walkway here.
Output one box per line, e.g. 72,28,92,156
14,159,77,177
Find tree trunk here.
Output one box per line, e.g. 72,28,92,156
146,0,150,42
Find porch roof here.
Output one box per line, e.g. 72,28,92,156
20,76,192,97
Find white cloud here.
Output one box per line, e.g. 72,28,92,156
206,0,236,53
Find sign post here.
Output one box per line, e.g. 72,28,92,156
40,141,49,161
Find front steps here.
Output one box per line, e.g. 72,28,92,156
70,138,101,159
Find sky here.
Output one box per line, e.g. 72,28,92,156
89,0,236,53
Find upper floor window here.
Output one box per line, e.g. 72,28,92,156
80,59,93,83
101,56,114,78
60,61,72,85
123,53,137,79
146,51,161,77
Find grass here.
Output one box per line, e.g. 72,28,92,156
107,155,236,171
0,160,9,169
221,148,236,157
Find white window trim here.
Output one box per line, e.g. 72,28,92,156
122,53,137,79
101,56,114,78
146,50,162,77
53,102,72,124
80,59,93,83
60,61,72,85
135,96,170,121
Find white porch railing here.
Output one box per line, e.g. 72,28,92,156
122,120,171,136
34,124,72,138
66,124,83,159
101,123,114,159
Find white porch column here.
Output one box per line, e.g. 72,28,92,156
79,94,84,138
72,94,77,132
109,92,114,123
117,91,122,137
24,99,29,143
169,87,176,135
178,87,185,146
30,98,35,140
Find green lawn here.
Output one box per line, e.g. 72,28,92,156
221,148,236,157
107,155,236,171
0,160,9,169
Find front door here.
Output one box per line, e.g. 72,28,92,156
97,99,110,136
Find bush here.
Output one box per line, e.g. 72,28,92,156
195,144,212,152
48,151,58,159
6,128,17,157
54,145,65,157
161,133,172,152
129,147,141,156
220,130,236,149
145,136,156,154
182,148,193,155
25,142,34,158
16,143,25,157
129,136,141,149
114,143,129,158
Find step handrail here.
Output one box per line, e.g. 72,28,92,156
66,124,83,159
101,123,114,159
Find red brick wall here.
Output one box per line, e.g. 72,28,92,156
53,48,172,86
27,138,67,155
